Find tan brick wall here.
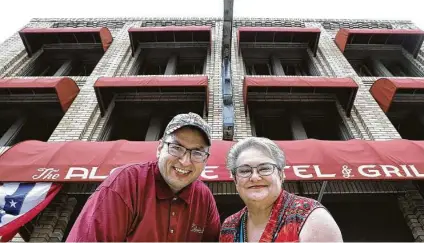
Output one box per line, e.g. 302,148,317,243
1,17,424,241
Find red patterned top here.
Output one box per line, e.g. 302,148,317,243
219,190,323,242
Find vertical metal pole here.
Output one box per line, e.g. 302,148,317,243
317,181,328,202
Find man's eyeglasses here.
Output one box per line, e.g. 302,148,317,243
233,163,279,178
164,142,209,163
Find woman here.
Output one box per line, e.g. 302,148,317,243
219,137,343,242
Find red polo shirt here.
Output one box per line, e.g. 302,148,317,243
66,161,220,242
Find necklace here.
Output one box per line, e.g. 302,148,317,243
241,209,273,242
241,213,248,242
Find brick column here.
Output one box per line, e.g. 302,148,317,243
398,190,424,241
207,22,224,139
417,46,424,66
314,25,401,140
231,27,251,140
305,23,364,140
401,49,424,77
48,22,141,142
29,194,77,242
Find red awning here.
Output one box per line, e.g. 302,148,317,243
19,27,113,57
238,27,321,55
335,28,424,57
128,26,212,56
243,76,358,116
370,78,424,113
2,139,424,182
93,76,209,115
0,77,80,112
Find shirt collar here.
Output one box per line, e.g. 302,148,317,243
154,162,193,204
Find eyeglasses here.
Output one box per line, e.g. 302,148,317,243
233,163,279,178
164,142,210,163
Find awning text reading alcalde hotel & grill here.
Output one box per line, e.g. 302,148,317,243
1,139,424,182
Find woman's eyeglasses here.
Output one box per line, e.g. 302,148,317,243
233,163,279,178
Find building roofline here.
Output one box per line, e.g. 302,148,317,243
29,17,415,25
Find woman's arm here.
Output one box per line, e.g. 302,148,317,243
299,208,343,242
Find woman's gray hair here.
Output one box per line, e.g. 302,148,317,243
226,137,286,174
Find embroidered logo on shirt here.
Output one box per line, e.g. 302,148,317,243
190,223,204,234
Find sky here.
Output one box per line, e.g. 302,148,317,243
0,0,423,43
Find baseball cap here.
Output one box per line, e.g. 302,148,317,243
163,112,212,146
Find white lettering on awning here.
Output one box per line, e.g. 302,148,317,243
201,166,218,179
358,165,380,178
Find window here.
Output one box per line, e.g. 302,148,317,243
128,26,210,76
136,48,206,75
335,29,424,77
250,102,349,140
370,78,424,140
0,104,65,146
94,76,209,141
101,102,205,141
244,76,358,141
245,63,273,76
238,27,321,76
0,78,80,146
18,28,113,77
23,56,99,77
242,50,313,76
0,111,62,146
387,104,424,140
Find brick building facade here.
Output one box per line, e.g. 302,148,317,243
1,13,424,241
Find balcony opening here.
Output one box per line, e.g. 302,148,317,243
387,105,424,140
128,26,210,76
239,27,321,76
250,102,348,140
302,117,344,140
244,76,357,141
242,50,313,76
140,62,168,75
101,102,205,141
0,77,79,146
18,28,112,77
175,62,204,75
253,114,293,140
336,29,424,77
246,63,273,76
136,48,207,75
0,106,64,146
94,76,209,141
24,55,100,77
370,78,424,140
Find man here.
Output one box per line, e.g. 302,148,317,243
66,112,220,242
